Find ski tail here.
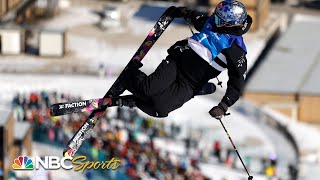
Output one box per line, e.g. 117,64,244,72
63,6,177,158
50,98,113,116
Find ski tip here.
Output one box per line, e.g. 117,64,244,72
168,6,176,9
50,115,59,122
63,148,74,158
50,105,58,116
167,6,177,12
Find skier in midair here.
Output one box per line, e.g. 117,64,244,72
117,0,252,119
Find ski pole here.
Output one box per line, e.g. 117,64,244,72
184,17,195,35
185,15,251,179
217,114,253,180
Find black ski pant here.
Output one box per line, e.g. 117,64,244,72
123,59,195,117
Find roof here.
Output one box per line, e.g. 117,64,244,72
14,121,31,141
300,54,320,95
246,14,320,94
0,108,11,126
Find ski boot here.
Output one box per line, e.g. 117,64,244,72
194,82,216,96
114,95,137,109
111,60,143,96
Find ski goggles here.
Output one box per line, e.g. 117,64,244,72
214,14,226,27
214,13,244,27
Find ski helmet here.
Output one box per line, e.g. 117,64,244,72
213,0,247,27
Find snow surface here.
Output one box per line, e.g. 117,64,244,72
262,107,320,180
68,34,168,73
200,163,267,180
0,56,47,73
294,14,320,23
40,7,98,30
263,107,320,156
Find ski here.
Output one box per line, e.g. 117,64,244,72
50,97,113,116
63,6,177,157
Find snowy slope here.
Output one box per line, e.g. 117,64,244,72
200,163,267,180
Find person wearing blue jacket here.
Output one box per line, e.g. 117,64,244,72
118,0,252,118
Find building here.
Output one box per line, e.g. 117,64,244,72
0,0,66,57
0,108,32,179
0,26,24,55
0,0,58,24
13,121,32,160
0,0,22,17
244,14,320,124
0,109,14,180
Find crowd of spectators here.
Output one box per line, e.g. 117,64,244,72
11,91,207,180
11,91,289,179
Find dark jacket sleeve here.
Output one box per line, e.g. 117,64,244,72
220,43,247,107
178,8,208,32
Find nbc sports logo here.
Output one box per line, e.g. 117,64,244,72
12,156,34,170
11,155,121,172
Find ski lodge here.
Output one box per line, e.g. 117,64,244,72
244,14,320,124
0,109,32,179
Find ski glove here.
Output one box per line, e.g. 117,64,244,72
209,102,228,119
173,7,192,18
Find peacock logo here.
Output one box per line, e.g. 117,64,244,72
12,156,34,170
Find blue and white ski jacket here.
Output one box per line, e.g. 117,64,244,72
188,17,247,72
